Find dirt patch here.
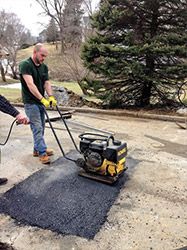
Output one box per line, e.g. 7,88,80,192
55,91,187,117
65,89,100,108
13,88,100,109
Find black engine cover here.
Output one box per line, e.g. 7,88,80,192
103,142,127,163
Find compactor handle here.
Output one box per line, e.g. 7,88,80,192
79,132,114,146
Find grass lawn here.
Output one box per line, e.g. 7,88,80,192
0,77,19,86
0,77,21,101
51,80,83,95
0,88,21,102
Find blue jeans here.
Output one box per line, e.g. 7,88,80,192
24,104,47,156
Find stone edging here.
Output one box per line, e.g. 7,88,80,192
13,102,186,123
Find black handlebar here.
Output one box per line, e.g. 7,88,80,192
79,132,114,146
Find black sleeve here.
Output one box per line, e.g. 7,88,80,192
0,94,19,117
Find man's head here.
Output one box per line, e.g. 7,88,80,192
32,43,47,65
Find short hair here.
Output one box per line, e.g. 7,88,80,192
34,43,45,52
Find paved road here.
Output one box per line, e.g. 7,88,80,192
0,107,186,250
0,83,21,89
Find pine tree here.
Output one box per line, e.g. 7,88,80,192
81,0,187,108
46,18,59,44
63,0,84,46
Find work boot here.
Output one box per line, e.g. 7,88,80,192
33,149,53,157
39,155,51,164
0,178,8,185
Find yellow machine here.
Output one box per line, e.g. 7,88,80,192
76,133,127,184
44,107,128,184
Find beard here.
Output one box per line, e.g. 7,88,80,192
35,55,42,65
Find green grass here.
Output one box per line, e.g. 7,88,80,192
16,46,35,62
0,77,19,85
0,77,21,101
0,79,82,102
0,88,21,101
51,80,83,95
51,80,101,103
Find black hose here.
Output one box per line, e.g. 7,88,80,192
0,119,17,146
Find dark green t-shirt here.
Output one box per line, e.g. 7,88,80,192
19,57,49,104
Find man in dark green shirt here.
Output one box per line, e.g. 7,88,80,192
19,43,57,164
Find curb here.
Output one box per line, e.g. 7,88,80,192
13,102,187,123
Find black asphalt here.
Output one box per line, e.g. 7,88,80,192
0,152,137,239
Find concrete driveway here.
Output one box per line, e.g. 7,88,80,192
0,107,186,250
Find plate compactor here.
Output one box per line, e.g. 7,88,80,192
45,106,128,184
76,133,127,184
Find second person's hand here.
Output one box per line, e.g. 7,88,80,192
16,113,29,124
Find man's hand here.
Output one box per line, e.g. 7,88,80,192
49,96,57,107
16,113,29,125
40,97,50,107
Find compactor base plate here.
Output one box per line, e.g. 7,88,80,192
77,169,119,184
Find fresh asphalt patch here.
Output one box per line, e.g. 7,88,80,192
0,151,137,239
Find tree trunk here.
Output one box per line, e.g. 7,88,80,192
0,62,6,82
60,30,65,54
140,83,151,107
11,66,18,80
140,54,155,106
79,80,89,95
55,39,58,50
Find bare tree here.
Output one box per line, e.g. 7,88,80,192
61,45,95,95
6,16,28,79
82,0,96,16
0,10,9,81
0,10,30,80
82,0,99,42
37,29,47,43
35,0,66,53
46,18,59,49
63,0,84,47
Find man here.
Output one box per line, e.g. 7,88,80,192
0,94,29,185
19,43,57,164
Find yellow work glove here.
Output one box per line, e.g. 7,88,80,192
40,97,50,108
49,96,57,107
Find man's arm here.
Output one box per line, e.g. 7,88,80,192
0,94,19,117
0,94,29,124
44,81,57,107
22,74,43,101
44,80,53,97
